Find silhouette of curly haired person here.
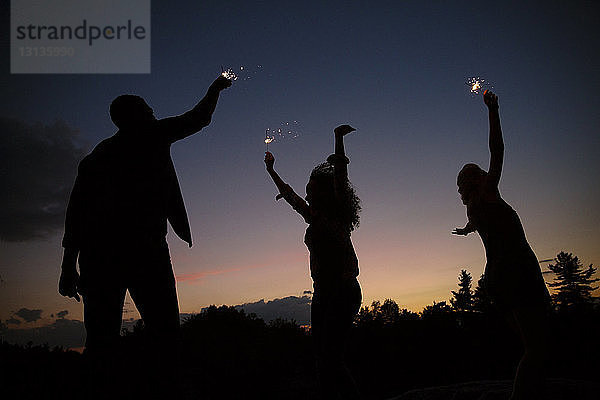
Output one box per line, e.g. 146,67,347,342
453,90,551,400
265,124,362,399
58,75,231,397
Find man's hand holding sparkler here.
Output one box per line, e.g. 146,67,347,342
483,90,499,110
210,75,233,92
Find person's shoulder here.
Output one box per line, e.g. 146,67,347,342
78,134,117,172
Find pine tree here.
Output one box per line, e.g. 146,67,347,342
450,269,473,311
472,274,493,313
547,251,598,311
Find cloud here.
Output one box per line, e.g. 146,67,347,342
0,117,87,242
6,317,21,325
56,310,69,319
232,294,312,325
1,318,85,349
14,308,43,322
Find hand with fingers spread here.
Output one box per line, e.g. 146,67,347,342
452,227,470,236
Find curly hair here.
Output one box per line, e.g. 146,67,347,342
310,162,362,231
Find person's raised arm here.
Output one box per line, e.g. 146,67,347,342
485,91,504,187
264,152,311,223
158,75,231,143
327,124,355,202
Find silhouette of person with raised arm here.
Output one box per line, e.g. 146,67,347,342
452,91,550,400
58,75,231,397
265,124,362,399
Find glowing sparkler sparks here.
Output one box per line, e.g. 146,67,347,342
466,76,493,95
221,65,263,83
263,121,302,151
265,129,275,151
221,67,239,81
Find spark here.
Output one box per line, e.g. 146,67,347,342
466,76,492,95
221,68,239,81
263,121,302,150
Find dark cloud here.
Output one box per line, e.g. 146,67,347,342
6,317,21,325
1,318,85,349
0,117,87,242
232,294,312,325
14,307,43,322
56,310,69,319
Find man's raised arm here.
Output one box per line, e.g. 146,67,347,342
159,75,231,143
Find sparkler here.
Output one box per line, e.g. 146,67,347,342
221,65,239,81
265,130,274,152
263,121,301,151
466,77,493,95
221,64,263,82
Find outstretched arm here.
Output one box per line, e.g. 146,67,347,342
327,124,355,202
452,220,476,236
159,75,232,143
485,91,504,187
264,152,311,222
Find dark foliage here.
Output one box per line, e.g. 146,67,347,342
547,252,599,312
4,302,598,399
2,251,598,399
450,269,473,311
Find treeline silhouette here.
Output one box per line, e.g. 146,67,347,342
2,252,598,399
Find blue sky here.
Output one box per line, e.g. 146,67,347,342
1,1,599,333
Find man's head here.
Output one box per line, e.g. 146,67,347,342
109,95,156,130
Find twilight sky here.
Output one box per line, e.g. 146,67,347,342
1,1,599,329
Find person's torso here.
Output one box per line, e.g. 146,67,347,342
304,216,359,283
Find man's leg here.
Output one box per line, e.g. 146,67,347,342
127,244,180,396
81,279,127,398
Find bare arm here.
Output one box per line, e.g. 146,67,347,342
485,91,504,187
158,76,231,143
452,220,476,236
264,152,311,222
327,125,355,202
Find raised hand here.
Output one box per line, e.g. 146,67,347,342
264,151,275,171
210,75,232,92
334,124,356,137
483,90,499,110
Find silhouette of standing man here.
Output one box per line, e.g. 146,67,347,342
58,75,231,395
